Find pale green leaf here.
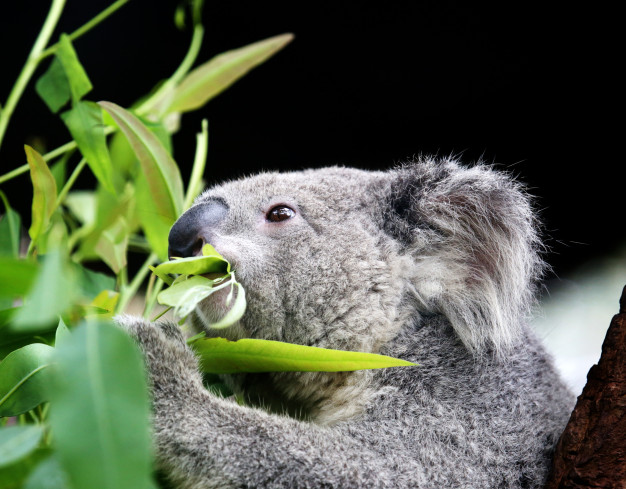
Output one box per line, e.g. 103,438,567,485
0,343,54,417
54,318,71,348
64,191,96,226
12,252,75,331
207,280,246,329
50,321,155,489
157,275,218,319
23,455,70,489
61,101,114,193
191,337,417,374
167,33,294,114
94,216,128,274
0,426,44,468
25,146,57,243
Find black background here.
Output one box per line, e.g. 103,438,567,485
0,1,620,281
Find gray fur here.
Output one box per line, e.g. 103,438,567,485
117,157,574,488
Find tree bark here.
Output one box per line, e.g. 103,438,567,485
544,285,626,489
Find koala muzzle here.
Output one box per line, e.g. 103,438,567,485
168,199,228,259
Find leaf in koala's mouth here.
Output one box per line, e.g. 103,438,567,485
189,337,417,374
150,244,246,328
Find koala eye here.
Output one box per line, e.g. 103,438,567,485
267,205,296,223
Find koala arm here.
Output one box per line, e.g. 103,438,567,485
118,316,396,489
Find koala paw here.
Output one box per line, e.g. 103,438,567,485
115,315,204,401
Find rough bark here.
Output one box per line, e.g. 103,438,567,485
544,285,626,489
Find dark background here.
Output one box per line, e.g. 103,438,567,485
0,1,620,281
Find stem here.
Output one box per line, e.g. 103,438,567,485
54,157,87,209
184,118,208,209
135,23,204,116
117,252,157,313
0,126,112,185
39,0,131,60
0,0,67,152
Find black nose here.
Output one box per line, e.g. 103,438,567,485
168,199,228,258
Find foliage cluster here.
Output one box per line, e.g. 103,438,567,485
0,1,292,487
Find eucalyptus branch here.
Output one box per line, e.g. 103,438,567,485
39,0,131,60
117,252,158,313
0,0,67,151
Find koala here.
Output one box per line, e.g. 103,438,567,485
119,157,575,488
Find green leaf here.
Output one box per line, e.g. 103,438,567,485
54,318,71,348
0,343,55,417
35,57,71,113
50,156,68,196
152,244,230,276
23,455,70,489
55,34,92,102
50,321,155,489
0,191,22,258
61,101,114,193
0,258,38,298
99,101,184,260
0,426,44,468
0,448,50,489
94,216,128,274
64,191,96,226
208,280,246,329
12,252,76,331
24,146,57,243
191,337,417,374
157,275,220,319
69,262,116,300
166,33,294,114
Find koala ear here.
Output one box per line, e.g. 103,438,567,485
380,158,545,357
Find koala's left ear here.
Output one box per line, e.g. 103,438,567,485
377,158,545,357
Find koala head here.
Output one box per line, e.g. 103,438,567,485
168,158,543,419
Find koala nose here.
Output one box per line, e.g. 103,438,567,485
168,200,228,259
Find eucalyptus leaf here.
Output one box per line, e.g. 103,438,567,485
207,280,246,329
0,425,44,468
94,216,128,274
50,321,155,489
152,246,230,276
0,258,38,298
191,337,416,374
25,146,57,243
61,101,115,193
12,251,76,331
157,275,217,319
35,56,71,113
0,343,55,417
99,101,184,260
0,448,49,489
0,191,21,258
23,455,70,489
54,318,71,348
166,33,294,114
54,34,92,102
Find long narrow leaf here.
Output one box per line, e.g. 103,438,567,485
99,101,183,259
191,337,416,374
25,146,57,243
50,321,155,489
166,33,294,114
61,101,115,193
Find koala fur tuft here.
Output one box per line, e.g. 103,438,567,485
118,157,574,488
